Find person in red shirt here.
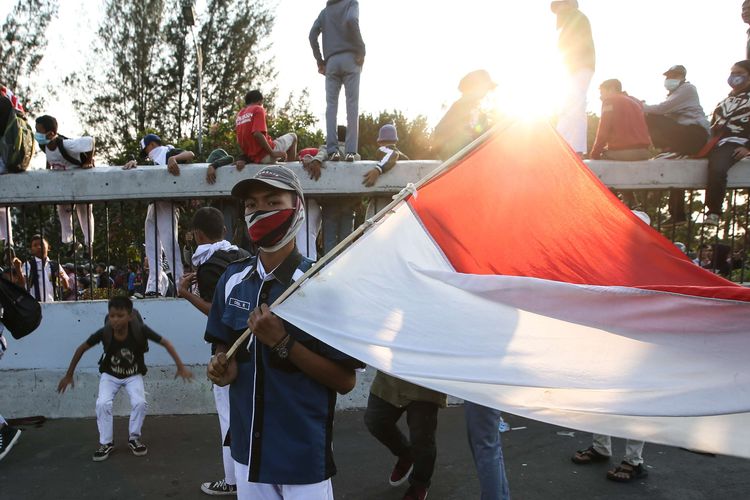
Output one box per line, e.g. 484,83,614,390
590,79,652,161
235,90,297,168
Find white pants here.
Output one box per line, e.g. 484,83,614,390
296,198,321,260
57,204,94,245
213,384,236,485
260,133,297,164
233,461,333,500
145,201,183,294
0,206,12,246
95,373,147,445
557,68,594,154
593,434,645,466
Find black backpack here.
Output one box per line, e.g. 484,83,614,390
0,109,34,173
101,308,148,354
55,135,96,168
0,275,43,339
196,248,251,301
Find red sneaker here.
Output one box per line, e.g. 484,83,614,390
389,455,414,486
403,484,429,500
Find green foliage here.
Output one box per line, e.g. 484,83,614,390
71,0,275,163
358,110,434,160
267,90,325,152
0,0,58,113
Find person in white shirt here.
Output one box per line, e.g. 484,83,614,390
35,115,95,254
124,134,194,297
22,235,69,302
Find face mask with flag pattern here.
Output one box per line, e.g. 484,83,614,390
245,208,297,251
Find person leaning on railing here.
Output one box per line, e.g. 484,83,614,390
123,134,194,297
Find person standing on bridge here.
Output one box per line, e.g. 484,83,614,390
551,0,596,157
57,295,193,462
124,134,194,296
177,206,250,496
206,166,363,499
309,0,366,162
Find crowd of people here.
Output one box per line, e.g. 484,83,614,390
1,1,750,499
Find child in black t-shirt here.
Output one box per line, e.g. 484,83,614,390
57,295,193,461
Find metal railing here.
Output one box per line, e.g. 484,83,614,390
1,159,749,301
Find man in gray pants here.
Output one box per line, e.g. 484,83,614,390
309,0,366,161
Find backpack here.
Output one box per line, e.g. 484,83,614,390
101,308,148,354
196,248,251,302
0,274,43,339
0,110,34,173
27,258,60,301
56,135,95,168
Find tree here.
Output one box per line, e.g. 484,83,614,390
196,0,275,131
358,111,434,160
70,0,167,160
0,0,58,112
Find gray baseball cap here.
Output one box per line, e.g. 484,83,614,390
231,165,304,200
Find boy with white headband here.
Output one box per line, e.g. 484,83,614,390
205,165,363,500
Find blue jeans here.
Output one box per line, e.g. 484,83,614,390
321,198,356,255
465,402,511,500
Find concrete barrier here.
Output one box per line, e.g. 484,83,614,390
0,300,379,418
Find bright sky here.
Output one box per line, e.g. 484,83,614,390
4,0,748,136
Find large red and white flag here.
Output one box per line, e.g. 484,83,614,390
275,120,750,457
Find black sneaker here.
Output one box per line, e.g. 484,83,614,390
328,152,341,162
143,291,161,298
92,442,114,462
344,153,357,162
0,425,22,462
128,438,148,456
200,479,237,496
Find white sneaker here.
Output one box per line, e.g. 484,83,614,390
704,213,720,226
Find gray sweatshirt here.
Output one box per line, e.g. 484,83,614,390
643,81,710,131
309,0,366,65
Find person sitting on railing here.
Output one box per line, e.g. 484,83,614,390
590,79,653,209
643,66,710,160
235,90,297,169
641,65,710,227
123,134,194,297
702,60,750,226
35,115,96,258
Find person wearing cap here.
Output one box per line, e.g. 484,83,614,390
643,65,709,159
432,70,511,500
551,0,596,156
362,124,411,222
642,65,710,226
204,148,235,185
432,69,497,161
701,59,750,226
309,0,366,162
123,134,195,296
235,90,297,168
205,165,363,500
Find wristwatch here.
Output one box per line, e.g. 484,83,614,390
273,335,296,360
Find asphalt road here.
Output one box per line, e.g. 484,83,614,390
0,408,748,499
